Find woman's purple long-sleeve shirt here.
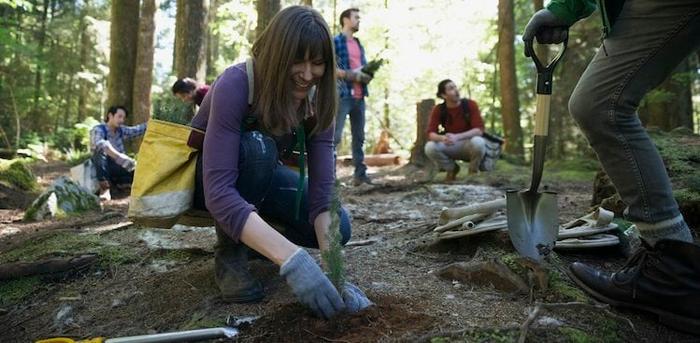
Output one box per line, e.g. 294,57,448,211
191,63,335,241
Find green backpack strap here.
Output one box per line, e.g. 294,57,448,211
294,123,306,221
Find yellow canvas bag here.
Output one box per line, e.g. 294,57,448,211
128,119,203,228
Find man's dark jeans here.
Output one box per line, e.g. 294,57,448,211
92,151,133,186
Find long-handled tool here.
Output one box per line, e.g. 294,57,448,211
36,315,257,343
506,38,567,262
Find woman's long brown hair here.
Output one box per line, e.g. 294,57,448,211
251,5,337,136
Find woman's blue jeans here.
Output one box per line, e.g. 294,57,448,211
195,131,351,248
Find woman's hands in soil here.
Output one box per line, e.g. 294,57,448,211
341,282,372,313
280,248,346,319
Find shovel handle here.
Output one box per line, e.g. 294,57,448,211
525,37,568,95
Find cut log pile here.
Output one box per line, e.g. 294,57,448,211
434,198,507,240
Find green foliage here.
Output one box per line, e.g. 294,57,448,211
152,92,195,125
0,1,109,152
321,180,345,290
0,276,41,306
0,159,37,191
64,148,92,166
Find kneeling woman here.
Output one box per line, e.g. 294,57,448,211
191,6,370,319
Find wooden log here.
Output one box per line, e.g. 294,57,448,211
438,198,506,225
0,254,98,281
337,153,401,167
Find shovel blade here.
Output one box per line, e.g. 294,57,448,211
506,189,559,262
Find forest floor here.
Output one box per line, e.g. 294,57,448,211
0,159,698,342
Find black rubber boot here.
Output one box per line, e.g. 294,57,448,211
214,225,264,303
569,239,700,335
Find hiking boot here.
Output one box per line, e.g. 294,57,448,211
353,174,373,186
214,226,264,303
445,163,460,182
568,239,700,335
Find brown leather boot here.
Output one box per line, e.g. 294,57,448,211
568,239,700,334
445,163,460,182
214,226,264,303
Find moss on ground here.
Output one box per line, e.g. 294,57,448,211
0,160,38,191
429,328,518,343
0,232,139,268
0,276,41,305
559,318,619,343
548,270,588,303
23,177,100,221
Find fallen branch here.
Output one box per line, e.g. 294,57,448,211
438,198,506,225
518,305,542,343
345,239,378,247
0,254,98,281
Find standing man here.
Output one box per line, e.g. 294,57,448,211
424,79,486,181
171,78,210,107
90,106,148,201
523,0,699,334
334,8,373,186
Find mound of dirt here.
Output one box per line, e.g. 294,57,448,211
239,294,437,342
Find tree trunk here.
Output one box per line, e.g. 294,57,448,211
32,0,49,129
206,0,220,80
302,0,312,6
409,99,435,166
107,0,140,119
175,0,209,81
255,0,280,39
132,0,157,124
639,57,694,131
498,0,524,156
77,0,91,123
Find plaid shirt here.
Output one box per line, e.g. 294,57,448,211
334,33,368,99
90,123,147,154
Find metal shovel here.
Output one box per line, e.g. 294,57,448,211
506,38,567,262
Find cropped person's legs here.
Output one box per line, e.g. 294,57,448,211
566,0,700,333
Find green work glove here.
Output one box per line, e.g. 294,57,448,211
280,248,346,319
522,9,569,56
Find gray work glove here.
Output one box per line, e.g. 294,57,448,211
341,282,372,313
280,249,346,319
116,155,136,172
522,9,569,56
345,68,373,84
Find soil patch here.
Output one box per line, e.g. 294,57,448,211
0,183,35,210
239,294,437,342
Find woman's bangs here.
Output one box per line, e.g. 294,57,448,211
295,22,332,63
